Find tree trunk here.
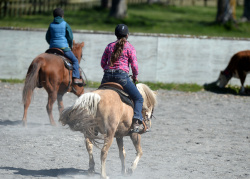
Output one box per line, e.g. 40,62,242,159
216,0,235,23
101,0,111,9
241,0,250,21
109,0,127,19
147,0,160,4
204,0,208,6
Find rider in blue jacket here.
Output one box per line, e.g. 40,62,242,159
46,8,83,85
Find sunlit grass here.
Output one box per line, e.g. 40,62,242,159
0,79,24,83
1,78,248,94
0,4,249,38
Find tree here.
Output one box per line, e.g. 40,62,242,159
241,0,250,21
109,0,127,19
216,0,236,23
101,0,111,9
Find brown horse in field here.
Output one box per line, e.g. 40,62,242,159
216,50,250,94
22,41,85,126
59,83,157,179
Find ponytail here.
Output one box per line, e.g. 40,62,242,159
110,37,126,66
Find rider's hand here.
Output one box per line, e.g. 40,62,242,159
132,76,139,83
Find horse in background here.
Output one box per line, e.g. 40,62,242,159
22,41,85,126
59,83,157,179
216,50,250,94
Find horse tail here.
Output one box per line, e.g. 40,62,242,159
22,57,43,105
59,92,101,132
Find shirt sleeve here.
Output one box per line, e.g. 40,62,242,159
66,23,73,49
45,27,51,45
101,46,109,70
129,47,139,78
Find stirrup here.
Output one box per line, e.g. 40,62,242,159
132,119,143,133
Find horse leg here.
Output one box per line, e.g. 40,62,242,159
46,91,57,126
101,133,114,179
238,72,246,94
57,94,64,114
85,137,95,174
116,137,126,175
127,133,142,175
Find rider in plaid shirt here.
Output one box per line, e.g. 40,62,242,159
100,24,144,133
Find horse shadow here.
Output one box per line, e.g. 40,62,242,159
0,120,54,127
203,81,250,96
0,120,22,126
0,166,99,178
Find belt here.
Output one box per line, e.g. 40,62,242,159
104,69,126,73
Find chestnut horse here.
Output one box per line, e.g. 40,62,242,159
22,41,85,126
59,83,157,179
216,50,250,94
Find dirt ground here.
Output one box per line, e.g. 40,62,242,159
0,82,249,179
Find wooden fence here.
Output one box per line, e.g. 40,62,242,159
0,0,244,17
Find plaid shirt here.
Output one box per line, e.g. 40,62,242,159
101,41,139,78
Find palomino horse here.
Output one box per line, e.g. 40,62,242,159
22,41,85,126
59,83,157,179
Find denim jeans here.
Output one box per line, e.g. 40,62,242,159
64,51,80,79
101,70,143,121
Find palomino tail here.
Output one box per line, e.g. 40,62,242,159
22,58,43,105
59,92,101,133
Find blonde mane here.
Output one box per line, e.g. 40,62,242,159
136,83,157,110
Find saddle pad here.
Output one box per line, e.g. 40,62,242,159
45,49,73,70
98,85,134,108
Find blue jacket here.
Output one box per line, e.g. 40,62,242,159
46,16,73,52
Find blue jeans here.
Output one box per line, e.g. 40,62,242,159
101,70,144,121
64,51,80,79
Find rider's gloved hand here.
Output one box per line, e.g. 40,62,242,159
132,76,139,84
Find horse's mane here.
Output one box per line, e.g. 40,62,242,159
136,83,157,110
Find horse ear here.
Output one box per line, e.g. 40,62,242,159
81,42,84,47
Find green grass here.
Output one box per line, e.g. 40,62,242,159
0,78,246,94
0,79,25,84
1,4,250,38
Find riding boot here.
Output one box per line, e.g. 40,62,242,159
132,118,144,133
73,78,83,86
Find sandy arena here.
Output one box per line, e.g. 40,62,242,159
0,82,249,179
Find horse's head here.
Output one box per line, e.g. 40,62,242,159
216,71,231,88
137,83,157,129
72,40,85,63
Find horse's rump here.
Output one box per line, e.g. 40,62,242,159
60,92,101,129
59,83,157,139
59,89,133,142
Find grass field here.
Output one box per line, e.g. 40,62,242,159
0,4,249,38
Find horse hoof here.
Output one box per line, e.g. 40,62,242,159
88,168,95,175
50,122,57,126
22,121,27,127
126,168,133,175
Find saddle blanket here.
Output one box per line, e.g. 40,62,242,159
98,85,134,108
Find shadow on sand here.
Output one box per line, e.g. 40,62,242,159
0,120,22,126
204,81,250,96
0,166,99,178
